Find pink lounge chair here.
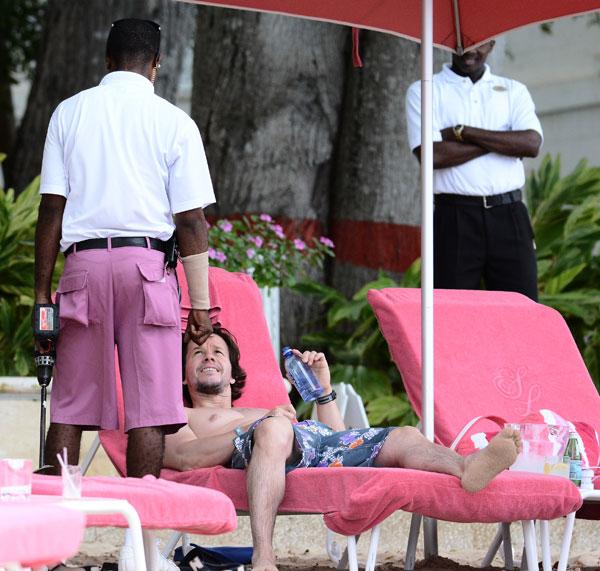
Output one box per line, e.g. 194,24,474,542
99,269,581,571
0,498,86,569
31,471,236,569
368,287,600,570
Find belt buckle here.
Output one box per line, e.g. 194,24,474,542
483,195,493,209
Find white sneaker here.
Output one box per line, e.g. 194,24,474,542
118,539,179,571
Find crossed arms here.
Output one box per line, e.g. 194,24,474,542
413,126,542,169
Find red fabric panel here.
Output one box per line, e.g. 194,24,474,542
0,499,85,567
32,474,237,534
183,0,600,52
331,220,420,272
367,288,600,448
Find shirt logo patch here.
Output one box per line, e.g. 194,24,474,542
493,85,508,92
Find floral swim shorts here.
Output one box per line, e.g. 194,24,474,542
231,418,394,472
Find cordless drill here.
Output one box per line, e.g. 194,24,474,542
33,303,59,468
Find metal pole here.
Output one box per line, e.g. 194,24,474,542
421,0,438,557
39,385,47,468
421,0,434,443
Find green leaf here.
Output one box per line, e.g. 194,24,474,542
544,264,586,294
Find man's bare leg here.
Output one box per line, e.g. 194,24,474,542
374,426,521,492
42,422,83,474
127,426,165,478
246,417,295,571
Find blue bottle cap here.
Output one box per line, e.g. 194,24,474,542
282,346,293,357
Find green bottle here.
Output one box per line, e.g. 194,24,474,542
563,431,582,487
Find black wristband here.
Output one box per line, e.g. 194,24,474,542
316,390,337,405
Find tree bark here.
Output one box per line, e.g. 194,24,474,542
192,8,348,346
330,32,446,296
6,0,195,193
0,79,15,158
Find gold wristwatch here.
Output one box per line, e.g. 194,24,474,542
453,124,465,142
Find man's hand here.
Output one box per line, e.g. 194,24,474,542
440,126,457,142
184,309,213,346
266,404,297,422
290,349,331,392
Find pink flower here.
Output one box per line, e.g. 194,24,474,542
249,236,264,248
208,247,218,260
219,220,233,233
319,236,335,248
259,214,273,222
294,239,306,251
271,224,285,239
215,251,227,263
246,248,256,259
206,221,211,229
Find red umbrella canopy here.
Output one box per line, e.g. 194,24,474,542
179,0,600,51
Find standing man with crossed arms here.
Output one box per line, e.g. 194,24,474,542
406,40,543,300
34,18,214,477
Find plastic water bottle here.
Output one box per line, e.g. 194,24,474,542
563,430,582,487
282,346,324,402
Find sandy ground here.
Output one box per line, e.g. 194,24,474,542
2,392,600,570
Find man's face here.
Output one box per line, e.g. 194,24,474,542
451,41,494,78
185,334,233,396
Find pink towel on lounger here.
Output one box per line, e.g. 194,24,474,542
32,473,236,534
0,498,85,567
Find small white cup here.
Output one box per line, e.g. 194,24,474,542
0,458,33,500
61,464,82,499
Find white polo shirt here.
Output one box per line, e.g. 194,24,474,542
405,64,543,196
40,71,216,251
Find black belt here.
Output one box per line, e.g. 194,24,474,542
435,189,522,209
64,237,169,257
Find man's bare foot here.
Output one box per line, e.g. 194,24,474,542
252,550,278,571
252,559,278,571
461,427,521,493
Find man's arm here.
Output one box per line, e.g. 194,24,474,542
290,350,346,432
34,194,66,303
164,425,239,471
456,126,541,158
174,207,212,346
413,142,489,170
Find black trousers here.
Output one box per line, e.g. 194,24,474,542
433,199,538,301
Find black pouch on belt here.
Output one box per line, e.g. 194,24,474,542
165,234,179,269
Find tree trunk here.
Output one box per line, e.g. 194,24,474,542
191,8,348,346
0,79,15,158
330,32,446,296
6,0,196,193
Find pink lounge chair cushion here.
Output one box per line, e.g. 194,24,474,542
32,474,236,534
0,498,86,567
164,465,581,535
367,288,600,450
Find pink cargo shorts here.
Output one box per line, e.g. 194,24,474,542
51,245,186,433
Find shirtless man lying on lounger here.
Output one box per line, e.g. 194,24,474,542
164,327,522,571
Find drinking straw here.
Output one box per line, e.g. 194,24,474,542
56,451,78,497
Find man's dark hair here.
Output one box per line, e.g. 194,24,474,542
182,326,247,406
106,18,161,68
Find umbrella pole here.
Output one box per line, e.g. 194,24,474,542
421,0,438,559
420,0,434,443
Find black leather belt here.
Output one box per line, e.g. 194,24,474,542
435,189,522,209
64,237,169,257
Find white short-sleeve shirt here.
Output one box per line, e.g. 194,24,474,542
405,64,543,196
40,71,216,251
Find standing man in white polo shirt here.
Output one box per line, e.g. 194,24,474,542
405,41,542,300
34,19,215,478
